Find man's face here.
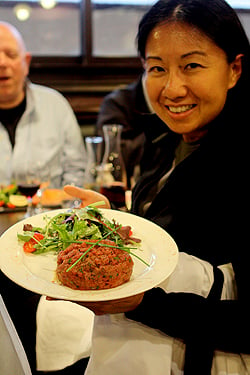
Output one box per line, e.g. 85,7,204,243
0,24,31,108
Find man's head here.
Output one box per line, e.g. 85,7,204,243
0,22,31,109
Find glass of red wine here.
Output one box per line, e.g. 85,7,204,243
14,168,41,218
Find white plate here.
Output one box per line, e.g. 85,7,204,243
0,209,178,301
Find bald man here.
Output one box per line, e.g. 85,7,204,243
0,21,86,188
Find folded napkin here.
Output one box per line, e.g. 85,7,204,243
36,296,94,372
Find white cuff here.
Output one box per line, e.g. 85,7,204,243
158,252,214,297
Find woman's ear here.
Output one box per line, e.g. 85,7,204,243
228,53,243,89
141,57,146,70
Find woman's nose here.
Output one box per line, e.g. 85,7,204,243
162,71,187,100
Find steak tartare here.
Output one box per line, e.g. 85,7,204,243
56,239,134,290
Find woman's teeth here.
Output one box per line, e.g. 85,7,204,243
167,105,194,113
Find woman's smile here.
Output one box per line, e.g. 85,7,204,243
166,104,195,113
165,104,197,115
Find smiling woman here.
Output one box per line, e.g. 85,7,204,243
142,22,242,142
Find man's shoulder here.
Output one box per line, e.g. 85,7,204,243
28,82,65,102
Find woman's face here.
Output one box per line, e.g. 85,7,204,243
143,22,242,141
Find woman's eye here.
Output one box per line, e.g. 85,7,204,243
148,66,165,73
185,63,203,70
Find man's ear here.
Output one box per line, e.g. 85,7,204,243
24,52,32,75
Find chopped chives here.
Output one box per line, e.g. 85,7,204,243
66,225,122,272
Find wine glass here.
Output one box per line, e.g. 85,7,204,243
14,167,42,218
34,167,51,214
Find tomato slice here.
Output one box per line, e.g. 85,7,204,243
7,202,16,209
23,233,44,253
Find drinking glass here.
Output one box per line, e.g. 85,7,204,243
84,136,103,190
34,167,51,214
14,166,42,218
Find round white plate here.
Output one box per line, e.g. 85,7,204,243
0,209,178,301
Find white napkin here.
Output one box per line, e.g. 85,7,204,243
36,296,94,372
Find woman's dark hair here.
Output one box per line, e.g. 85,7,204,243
137,0,249,62
137,0,250,113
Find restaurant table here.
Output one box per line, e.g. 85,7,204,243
0,211,26,236
0,188,77,237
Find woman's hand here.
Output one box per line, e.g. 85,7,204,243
63,185,111,209
47,293,144,315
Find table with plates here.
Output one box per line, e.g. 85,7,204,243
0,188,77,236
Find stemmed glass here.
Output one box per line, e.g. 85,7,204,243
34,167,51,214
14,165,42,218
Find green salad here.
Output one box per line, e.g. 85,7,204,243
17,203,148,267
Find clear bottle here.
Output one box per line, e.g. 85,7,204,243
97,125,127,208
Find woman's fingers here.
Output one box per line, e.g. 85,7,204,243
63,185,111,208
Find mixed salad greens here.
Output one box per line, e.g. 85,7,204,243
17,203,149,267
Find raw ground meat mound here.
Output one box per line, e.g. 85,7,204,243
56,239,134,290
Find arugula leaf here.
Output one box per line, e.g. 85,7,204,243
17,232,34,242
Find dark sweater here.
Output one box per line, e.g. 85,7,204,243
126,112,250,374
